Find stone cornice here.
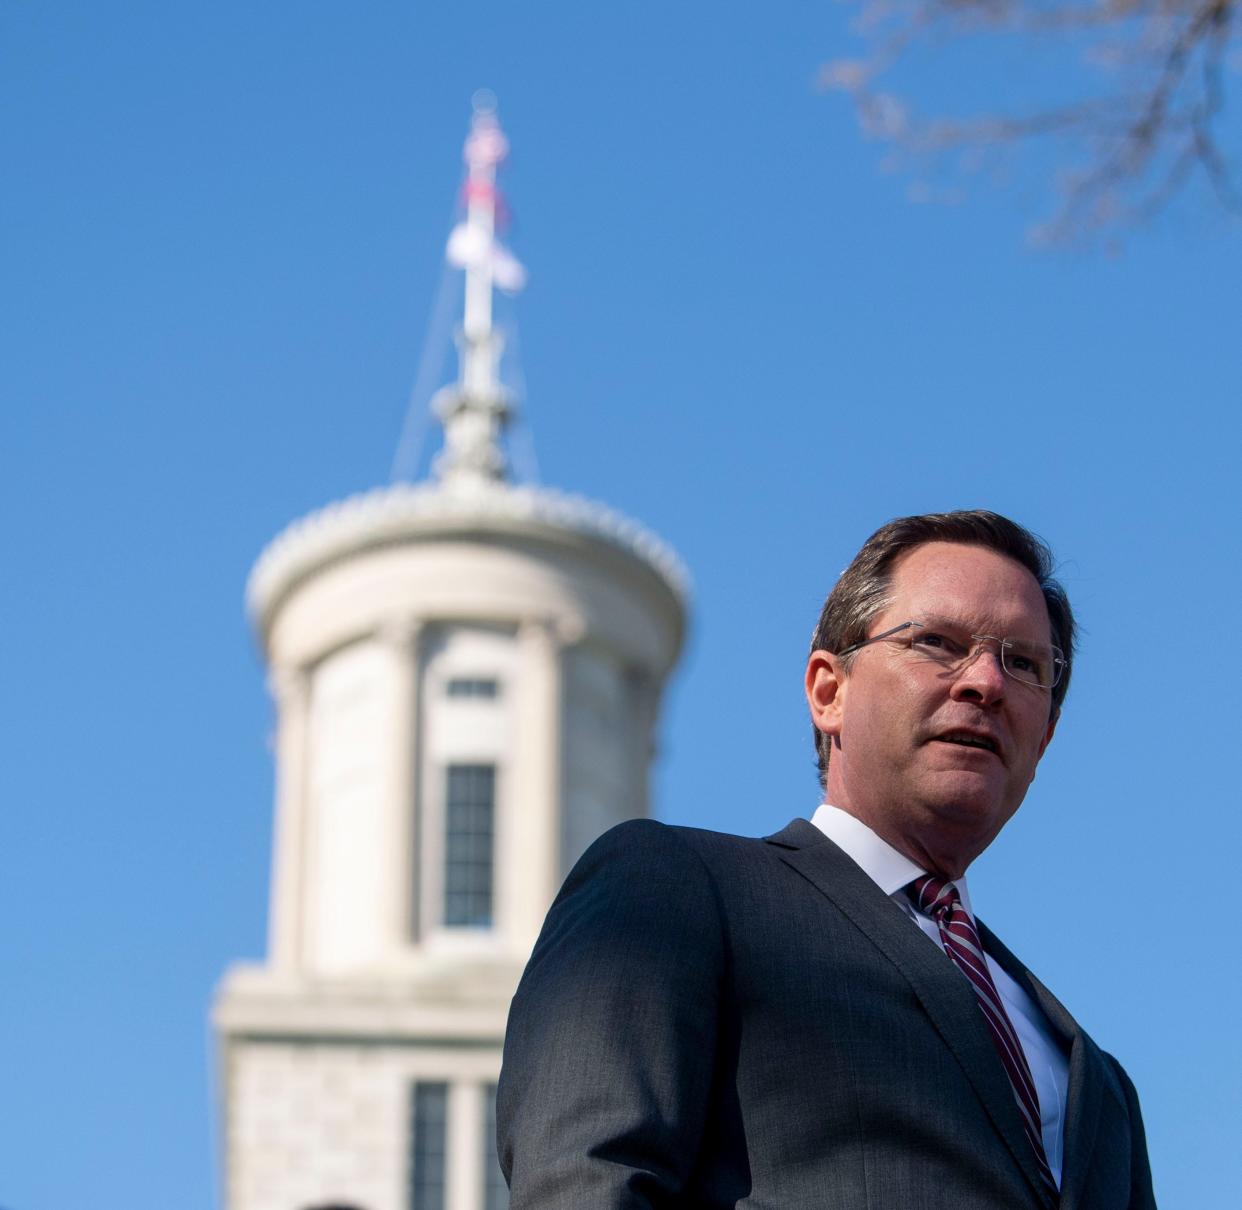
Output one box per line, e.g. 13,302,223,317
247,481,691,633
213,960,520,1043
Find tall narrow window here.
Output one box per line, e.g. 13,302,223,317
446,676,499,699
444,763,495,927
483,1083,510,1210
409,1082,448,1210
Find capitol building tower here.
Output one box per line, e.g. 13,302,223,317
213,99,689,1210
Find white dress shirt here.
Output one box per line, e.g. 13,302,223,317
809,804,1070,1187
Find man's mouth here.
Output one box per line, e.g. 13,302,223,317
933,730,1000,756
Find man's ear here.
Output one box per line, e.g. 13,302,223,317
805,650,847,741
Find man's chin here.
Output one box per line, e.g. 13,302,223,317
918,776,1014,836
905,790,1015,876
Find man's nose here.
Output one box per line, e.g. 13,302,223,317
950,640,1007,704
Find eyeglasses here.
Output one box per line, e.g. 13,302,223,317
836,617,1065,690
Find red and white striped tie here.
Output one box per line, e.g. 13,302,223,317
907,874,1057,1195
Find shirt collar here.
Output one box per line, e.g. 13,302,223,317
808,803,975,915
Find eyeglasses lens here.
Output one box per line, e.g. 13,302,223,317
906,622,1062,689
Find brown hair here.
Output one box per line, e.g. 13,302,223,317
809,510,1076,789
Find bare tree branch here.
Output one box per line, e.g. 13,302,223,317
824,0,1241,238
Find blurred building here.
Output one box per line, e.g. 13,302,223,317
212,100,688,1210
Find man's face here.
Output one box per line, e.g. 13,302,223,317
807,541,1059,877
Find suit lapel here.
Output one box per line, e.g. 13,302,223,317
978,923,1123,1210
766,820,1057,1209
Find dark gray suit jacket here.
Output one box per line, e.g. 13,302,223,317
498,817,1156,1209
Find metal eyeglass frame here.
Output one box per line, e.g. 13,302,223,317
835,619,1065,690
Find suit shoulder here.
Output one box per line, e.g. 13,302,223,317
525,821,734,982
593,817,760,844
585,817,771,868
1101,1051,1157,1205
1102,1050,1144,1104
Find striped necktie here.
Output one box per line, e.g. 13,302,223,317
907,874,1057,1195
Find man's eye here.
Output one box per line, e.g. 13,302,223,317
913,631,964,657
1008,649,1050,679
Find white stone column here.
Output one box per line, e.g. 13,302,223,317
447,1080,484,1210
266,663,311,971
510,618,566,952
627,666,658,825
380,618,422,955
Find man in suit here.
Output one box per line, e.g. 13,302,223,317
497,510,1155,1208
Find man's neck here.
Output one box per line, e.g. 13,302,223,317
811,804,977,914
820,800,972,880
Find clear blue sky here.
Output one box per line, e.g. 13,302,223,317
3,3,1239,1207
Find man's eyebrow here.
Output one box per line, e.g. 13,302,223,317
918,612,1051,639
